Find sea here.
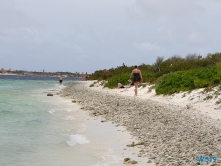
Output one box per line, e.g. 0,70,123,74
0,75,137,166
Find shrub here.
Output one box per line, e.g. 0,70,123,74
155,71,195,94
88,52,221,94
182,93,186,98
156,67,221,95
204,95,213,100
214,91,220,98
104,72,131,89
201,87,213,94
89,83,94,87
216,99,221,105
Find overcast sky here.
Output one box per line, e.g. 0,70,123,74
0,0,221,73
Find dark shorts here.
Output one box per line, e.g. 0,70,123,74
60,80,62,83
133,77,141,82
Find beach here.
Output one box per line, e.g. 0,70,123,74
61,81,221,165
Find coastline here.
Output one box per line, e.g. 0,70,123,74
59,82,155,165
44,84,152,165
61,81,221,165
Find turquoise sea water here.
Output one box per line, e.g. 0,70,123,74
0,76,95,166
0,75,140,166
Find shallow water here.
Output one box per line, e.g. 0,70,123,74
0,76,148,166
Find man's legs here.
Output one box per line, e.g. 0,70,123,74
134,82,138,96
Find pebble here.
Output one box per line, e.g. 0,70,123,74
62,82,221,165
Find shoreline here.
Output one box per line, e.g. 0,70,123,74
61,81,221,165
45,85,153,165
58,83,155,165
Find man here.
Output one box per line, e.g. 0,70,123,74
81,72,84,81
130,65,142,96
85,72,88,81
59,76,63,85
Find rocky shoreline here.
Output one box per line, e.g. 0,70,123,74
61,82,221,166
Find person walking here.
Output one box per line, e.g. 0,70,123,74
81,72,84,81
59,76,63,85
85,72,88,81
130,65,142,96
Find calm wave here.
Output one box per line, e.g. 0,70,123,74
0,76,128,166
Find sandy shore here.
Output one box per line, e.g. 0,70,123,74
61,81,221,165
89,81,221,121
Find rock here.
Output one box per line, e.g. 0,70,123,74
62,93,69,97
131,141,135,147
124,158,130,162
130,160,137,164
89,113,96,117
134,127,140,129
147,160,152,163
186,104,193,109
123,158,137,164
136,142,144,145
148,156,157,159
47,93,53,96
127,141,136,147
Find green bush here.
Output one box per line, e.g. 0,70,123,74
142,72,156,83
204,95,213,100
104,72,131,89
88,52,221,94
156,67,221,94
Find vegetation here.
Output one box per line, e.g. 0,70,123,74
89,52,221,94
155,67,221,94
204,95,213,100
216,99,221,105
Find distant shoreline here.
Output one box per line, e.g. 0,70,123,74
0,73,18,75
0,74,81,78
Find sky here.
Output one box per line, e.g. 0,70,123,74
0,0,221,73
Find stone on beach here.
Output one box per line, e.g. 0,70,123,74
123,158,138,164
61,82,221,165
186,103,193,109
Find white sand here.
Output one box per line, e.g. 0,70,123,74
87,80,221,121
84,116,155,166
58,87,155,166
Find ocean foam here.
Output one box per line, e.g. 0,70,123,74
48,110,55,114
62,129,71,132
65,108,73,112
66,134,90,146
76,123,88,133
55,84,66,89
63,116,75,121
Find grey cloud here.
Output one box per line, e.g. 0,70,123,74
135,0,204,20
1,0,221,73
